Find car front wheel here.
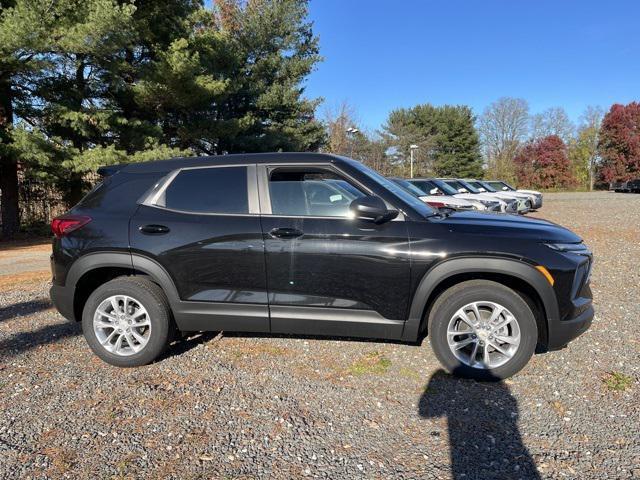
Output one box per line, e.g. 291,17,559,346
428,280,537,380
82,277,174,367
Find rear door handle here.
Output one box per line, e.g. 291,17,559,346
139,224,170,235
269,227,303,239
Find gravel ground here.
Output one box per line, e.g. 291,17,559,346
0,191,638,479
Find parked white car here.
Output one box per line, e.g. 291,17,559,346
407,178,508,212
484,180,543,209
388,178,479,211
464,179,533,213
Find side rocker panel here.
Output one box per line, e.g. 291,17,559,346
400,257,560,342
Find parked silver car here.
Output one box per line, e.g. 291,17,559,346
464,179,534,212
441,178,521,213
407,178,506,212
485,180,543,209
388,177,478,211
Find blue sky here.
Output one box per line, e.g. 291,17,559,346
304,0,640,131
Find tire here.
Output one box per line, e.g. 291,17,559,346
82,276,175,367
428,280,537,381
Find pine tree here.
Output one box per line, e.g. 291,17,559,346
382,104,483,178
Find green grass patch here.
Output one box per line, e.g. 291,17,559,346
348,351,391,376
398,366,422,381
603,371,633,392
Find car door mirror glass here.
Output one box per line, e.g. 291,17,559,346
349,196,398,224
429,188,440,195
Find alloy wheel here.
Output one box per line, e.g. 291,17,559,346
446,301,521,369
93,295,151,356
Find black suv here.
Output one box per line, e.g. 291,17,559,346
50,153,593,379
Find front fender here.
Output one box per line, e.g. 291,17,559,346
400,257,559,342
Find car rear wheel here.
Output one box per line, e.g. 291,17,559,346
82,276,175,367
428,280,537,380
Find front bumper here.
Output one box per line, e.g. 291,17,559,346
546,301,593,350
50,284,76,322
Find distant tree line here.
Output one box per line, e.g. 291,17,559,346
1,0,639,238
326,99,640,193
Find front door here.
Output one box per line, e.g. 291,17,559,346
258,164,411,339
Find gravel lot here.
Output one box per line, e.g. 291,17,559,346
0,192,638,479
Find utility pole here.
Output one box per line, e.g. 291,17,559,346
409,144,419,178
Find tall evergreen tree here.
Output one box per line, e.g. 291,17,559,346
0,0,324,236
382,104,483,178
135,0,325,154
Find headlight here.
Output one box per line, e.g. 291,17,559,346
544,242,590,254
478,199,495,206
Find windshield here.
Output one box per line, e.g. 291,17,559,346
346,160,437,217
427,179,459,196
477,181,497,192
455,179,482,194
390,178,429,197
467,181,489,192
443,179,477,193
487,181,515,191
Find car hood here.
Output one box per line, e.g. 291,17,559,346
517,189,541,196
432,211,582,243
453,193,505,204
485,191,530,201
418,195,474,207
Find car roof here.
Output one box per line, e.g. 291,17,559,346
115,152,347,174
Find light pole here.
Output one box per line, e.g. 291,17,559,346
346,127,359,158
409,144,419,178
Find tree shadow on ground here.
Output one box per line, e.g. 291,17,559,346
0,298,52,323
419,369,541,480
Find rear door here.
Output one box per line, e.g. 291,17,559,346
130,164,269,332
257,163,412,339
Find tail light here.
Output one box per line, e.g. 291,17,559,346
51,215,92,238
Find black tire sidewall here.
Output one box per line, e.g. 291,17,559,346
428,281,538,380
82,278,172,367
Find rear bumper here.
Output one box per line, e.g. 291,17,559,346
50,284,76,322
546,302,593,350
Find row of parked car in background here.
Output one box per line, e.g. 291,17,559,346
388,177,543,214
609,179,640,193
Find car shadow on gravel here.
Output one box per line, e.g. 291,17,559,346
419,369,541,480
0,321,81,359
0,298,52,323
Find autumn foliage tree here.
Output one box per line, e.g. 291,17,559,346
597,102,640,182
514,135,575,189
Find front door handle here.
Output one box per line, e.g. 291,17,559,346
269,227,303,239
139,224,170,235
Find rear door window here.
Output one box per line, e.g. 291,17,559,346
160,166,248,214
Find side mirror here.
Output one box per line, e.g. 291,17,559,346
502,186,509,191
349,196,398,224
429,188,440,195
478,188,486,192
458,188,468,193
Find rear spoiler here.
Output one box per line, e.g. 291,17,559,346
97,164,128,177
